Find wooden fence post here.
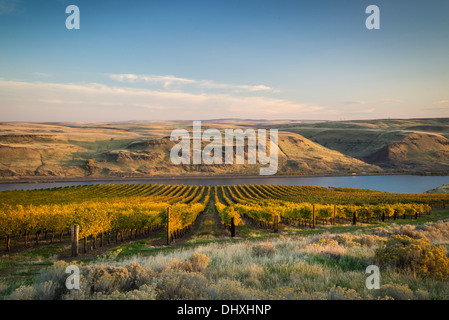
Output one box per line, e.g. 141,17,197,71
312,204,316,229
230,217,235,237
273,215,279,233
6,235,10,252
71,225,79,257
352,211,357,225
167,207,171,245
332,205,336,225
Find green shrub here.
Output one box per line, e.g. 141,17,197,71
375,235,449,280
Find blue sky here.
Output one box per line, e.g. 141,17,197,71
0,0,448,121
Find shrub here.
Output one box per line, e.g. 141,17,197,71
311,233,385,249
37,261,85,299
333,234,360,247
371,283,415,300
328,286,362,300
8,286,36,300
265,287,320,300
371,221,449,243
252,242,276,257
375,235,449,280
414,289,431,300
307,238,346,257
93,284,157,300
164,253,211,273
164,258,191,272
206,278,265,300
151,270,209,300
127,263,157,287
82,262,157,295
312,238,339,247
417,221,449,243
84,265,134,293
188,252,210,272
10,281,60,301
355,234,386,248
35,281,58,300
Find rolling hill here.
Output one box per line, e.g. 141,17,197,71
277,118,449,174
0,121,382,180
363,132,449,170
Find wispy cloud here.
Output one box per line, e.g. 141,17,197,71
109,73,274,92
0,79,325,121
33,72,54,78
342,100,368,105
381,98,403,104
358,108,375,114
109,74,196,89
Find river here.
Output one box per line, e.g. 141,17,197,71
0,175,448,193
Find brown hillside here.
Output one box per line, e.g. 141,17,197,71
0,122,383,180
276,132,381,174
363,133,449,170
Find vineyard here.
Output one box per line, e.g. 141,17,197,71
1,183,449,256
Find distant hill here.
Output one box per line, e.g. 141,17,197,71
278,118,449,174
0,121,381,180
2,118,449,181
363,133,449,170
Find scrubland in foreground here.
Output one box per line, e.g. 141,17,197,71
4,218,449,300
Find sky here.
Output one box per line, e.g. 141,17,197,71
0,0,448,122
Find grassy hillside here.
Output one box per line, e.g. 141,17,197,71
1,118,448,180
363,132,449,170
0,121,381,180
276,118,449,173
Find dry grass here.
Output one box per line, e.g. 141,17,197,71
5,220,449,300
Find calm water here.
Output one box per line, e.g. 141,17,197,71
0,175,448,193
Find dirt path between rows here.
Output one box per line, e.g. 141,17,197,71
168,209,231,246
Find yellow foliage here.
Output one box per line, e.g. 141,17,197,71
375,235,449,280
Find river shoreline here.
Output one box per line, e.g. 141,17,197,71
0,171,447,185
